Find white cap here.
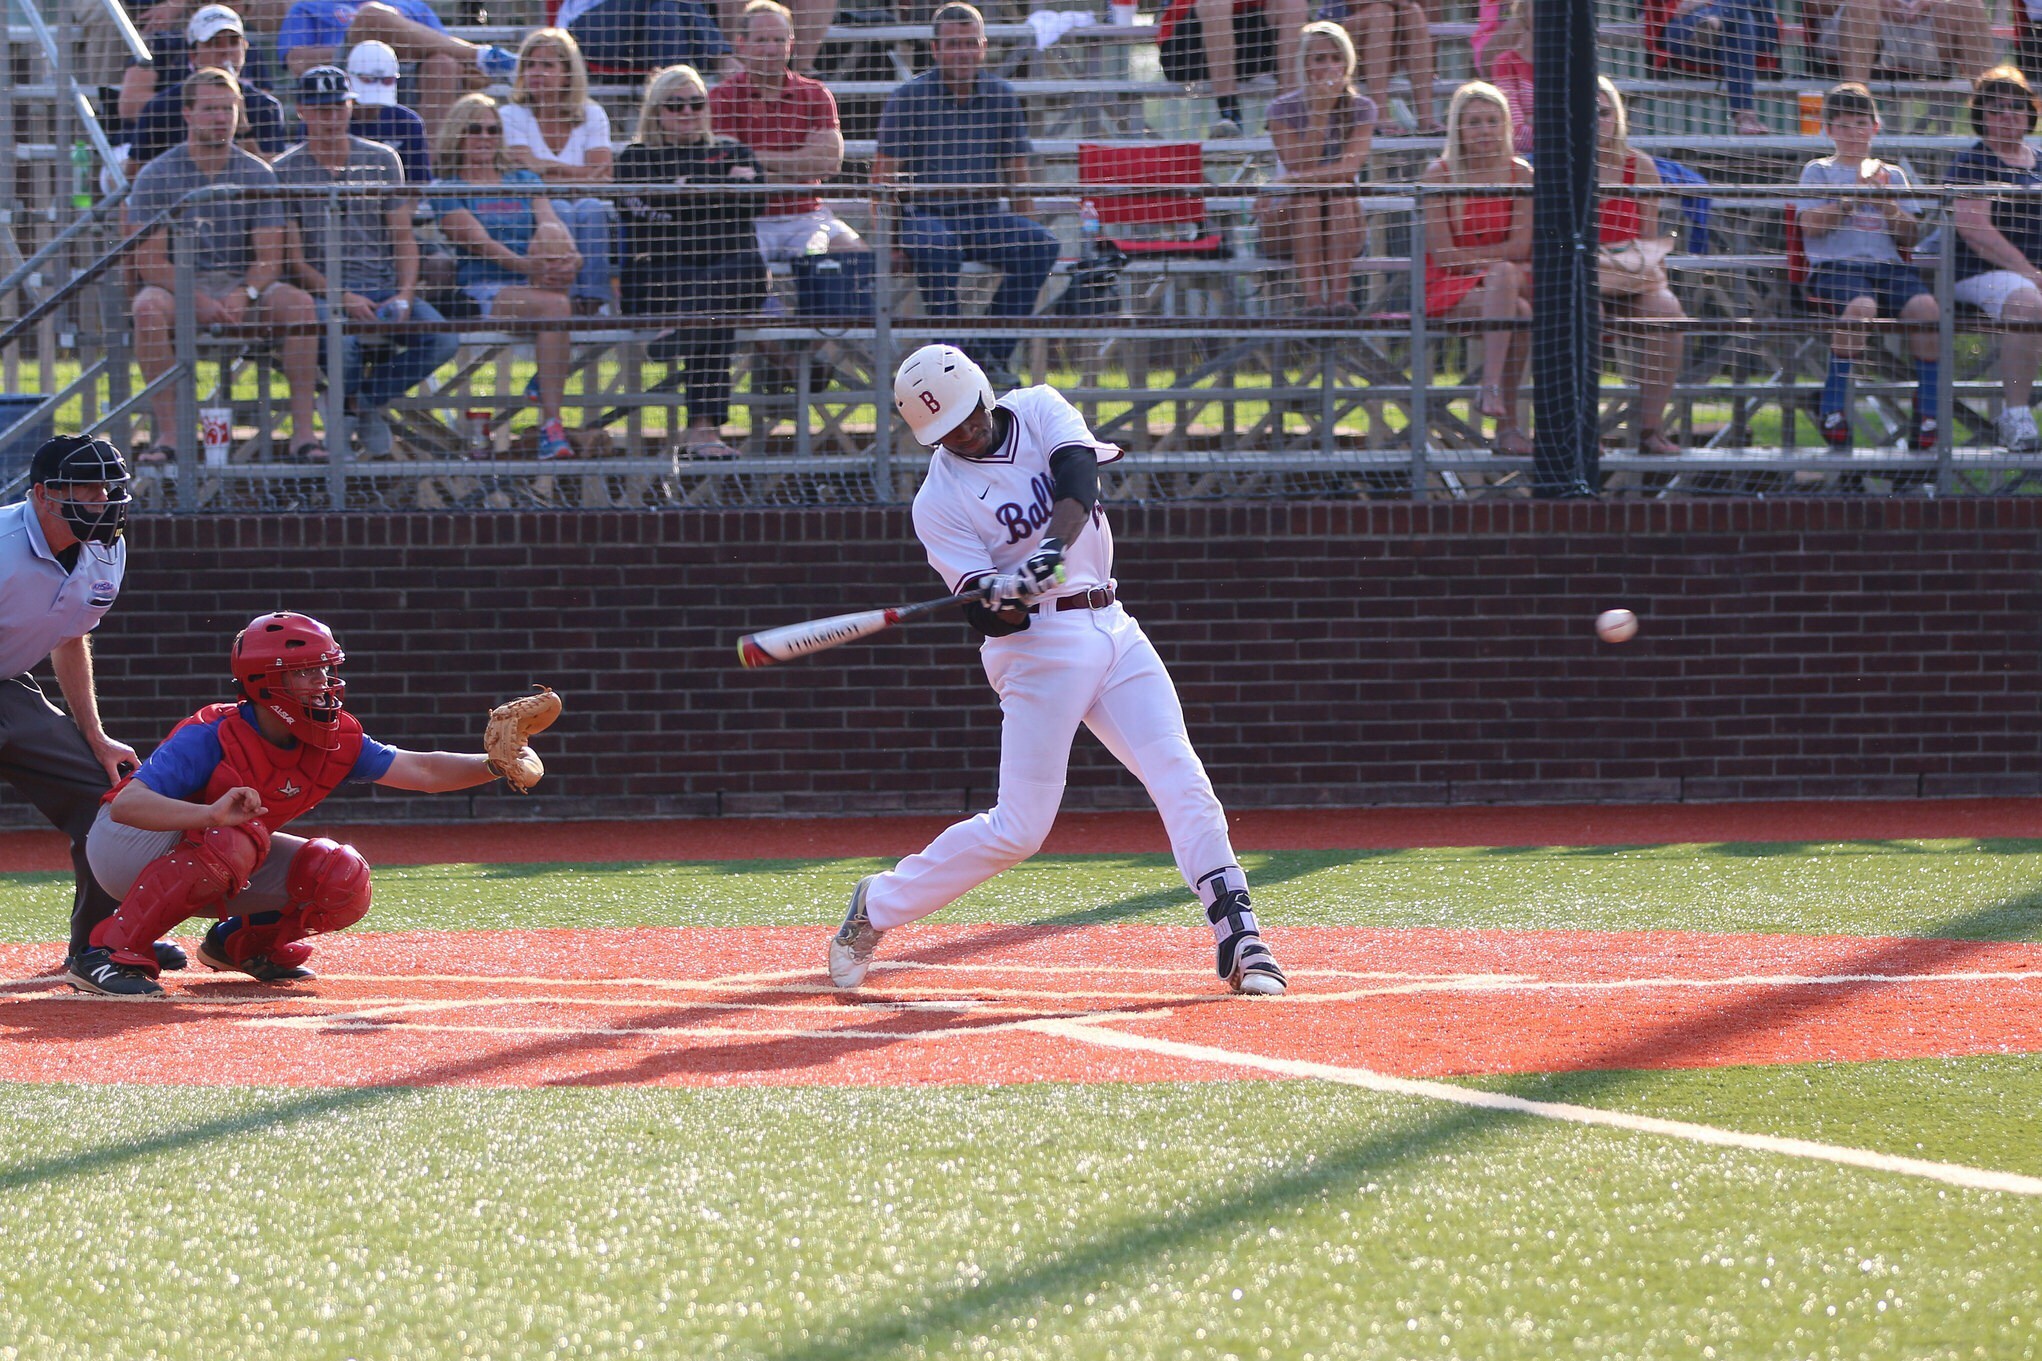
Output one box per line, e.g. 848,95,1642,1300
894,343,997,447
187,4,244,45
346,40,401,106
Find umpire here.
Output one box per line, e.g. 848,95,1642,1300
0,435,172,970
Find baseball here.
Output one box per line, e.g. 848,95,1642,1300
1596,608,1640,644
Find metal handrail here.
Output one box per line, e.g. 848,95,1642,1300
10,0,132,194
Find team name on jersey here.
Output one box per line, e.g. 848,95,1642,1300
995,474,1056,544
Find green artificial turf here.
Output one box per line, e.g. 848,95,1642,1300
3,837,2039,1358
8,837,2042,942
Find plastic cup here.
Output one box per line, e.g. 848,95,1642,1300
199,407,233,467
1110,2,1137,24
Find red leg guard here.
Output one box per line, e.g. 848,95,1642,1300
89,821,273,972
214,839,371,965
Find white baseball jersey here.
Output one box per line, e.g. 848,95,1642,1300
912,385,1123,595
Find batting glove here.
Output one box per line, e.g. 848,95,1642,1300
1019,537,1067,595
979,572,1037,608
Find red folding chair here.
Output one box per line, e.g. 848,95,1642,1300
1076,142,1227,258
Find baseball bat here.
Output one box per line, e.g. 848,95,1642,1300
737,589,984,668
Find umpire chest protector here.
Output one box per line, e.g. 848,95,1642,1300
199,703,365,828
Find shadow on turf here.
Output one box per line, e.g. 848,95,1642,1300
769,892,2042,1360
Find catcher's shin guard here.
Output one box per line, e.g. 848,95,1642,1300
207,838,371,969
89,821,272,973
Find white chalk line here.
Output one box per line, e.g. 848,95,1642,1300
1021,1017,2042,1198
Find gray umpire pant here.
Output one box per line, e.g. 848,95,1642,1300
0,673,122,957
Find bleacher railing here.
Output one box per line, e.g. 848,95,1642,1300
11,177,2042,507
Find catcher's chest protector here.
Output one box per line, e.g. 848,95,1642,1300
198,703,365,828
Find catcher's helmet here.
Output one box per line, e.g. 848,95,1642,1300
232,612,348,749
29,434,131,545
894,344,997,448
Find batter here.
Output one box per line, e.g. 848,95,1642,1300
828,344,1286,996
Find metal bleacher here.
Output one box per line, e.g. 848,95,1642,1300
7,0,2042,506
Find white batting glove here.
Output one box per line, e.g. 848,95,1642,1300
979,572,1038,608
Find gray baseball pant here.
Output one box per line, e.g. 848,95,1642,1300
0,673,121,957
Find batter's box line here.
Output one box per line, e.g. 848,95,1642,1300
1021,1017,2042,1199
232,1014,1070,1043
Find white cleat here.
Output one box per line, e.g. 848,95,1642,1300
1223,932,1287,997
828,875,885,988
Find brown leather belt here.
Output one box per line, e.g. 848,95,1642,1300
1032,585,1116,614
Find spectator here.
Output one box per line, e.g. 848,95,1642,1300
118,0,284,130
1798,82,1939,452
556,0,736,74
1659,0,1779,135
345,40,432,183
1595,77,1686,455
501,27,619,313
1338,0,1442,135
275,0,520,135
276,67,459,459
1420,81,1532,455
711,0,864,262
1261,20,1374,316
873,2,1060,381
616,65,770,459
429,93,580,460
124,6,290,170
1157,0,1310,137
127,69,324,463
719,0,837,77
1805,0,1991,90
1472,0,1533,144
1945,66,2042,452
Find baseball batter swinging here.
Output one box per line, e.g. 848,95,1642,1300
829,344,1286,996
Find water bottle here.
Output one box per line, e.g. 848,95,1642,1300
376,296,411,322
1079,198,1101,259
69,142,93,211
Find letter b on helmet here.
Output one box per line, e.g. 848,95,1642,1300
894,344,996,446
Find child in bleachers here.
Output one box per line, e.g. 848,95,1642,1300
1946,66,2042,453
1797,82,1939,451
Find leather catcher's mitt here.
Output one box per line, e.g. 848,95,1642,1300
485,685,562,793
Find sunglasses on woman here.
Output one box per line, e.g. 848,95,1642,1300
467,123,503,136
663,96,708,111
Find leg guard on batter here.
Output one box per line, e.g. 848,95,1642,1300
204,838,370,975
88,821,272,973
1197,864,1286,994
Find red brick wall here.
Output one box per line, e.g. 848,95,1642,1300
8,499,2036,826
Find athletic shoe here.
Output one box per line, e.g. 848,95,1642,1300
1222,932,1287,996
475,44,519,80
153,941,188,971
828,875,885,988
197,921,316,983
1997,406,2041,453
1909,409,1939,453
1818,409,1850,449
64,947,165,1000
536,418,575,460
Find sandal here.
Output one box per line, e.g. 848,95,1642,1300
1638,429,1682,457
134,442,172,466
1476,384,1509,421
291,440,329,464
1492,427,1535,457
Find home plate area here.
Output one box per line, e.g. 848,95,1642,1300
2,926,2040,1091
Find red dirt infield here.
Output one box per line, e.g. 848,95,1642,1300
3,797,2039,872
3,926,2038,1091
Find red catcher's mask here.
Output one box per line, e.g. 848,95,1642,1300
231,612,348,749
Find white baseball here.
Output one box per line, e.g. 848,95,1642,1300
1596,608,1639,643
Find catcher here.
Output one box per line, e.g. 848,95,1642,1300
65,611,561,999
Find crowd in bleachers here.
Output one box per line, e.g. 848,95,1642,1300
75,0,2042,464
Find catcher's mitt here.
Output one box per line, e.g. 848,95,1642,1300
485,685,562,794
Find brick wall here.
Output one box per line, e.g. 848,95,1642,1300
6,499,2036,828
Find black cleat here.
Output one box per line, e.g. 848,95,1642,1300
197,922,315,983
64,948,165,1000
153,941,188,972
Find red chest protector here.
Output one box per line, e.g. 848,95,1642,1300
197,703,364,829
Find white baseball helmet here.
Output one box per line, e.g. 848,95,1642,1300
894,344,997,446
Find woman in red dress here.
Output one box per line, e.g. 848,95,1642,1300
1421,81,1533,454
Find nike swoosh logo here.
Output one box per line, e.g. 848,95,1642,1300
977,486,990,499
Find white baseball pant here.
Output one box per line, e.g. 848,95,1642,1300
864,601,1239,930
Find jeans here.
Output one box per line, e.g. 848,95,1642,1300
897,205,1061,318
568,0,730,69
1662,0,1778,114
318,292,460,410
560,197,620,305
